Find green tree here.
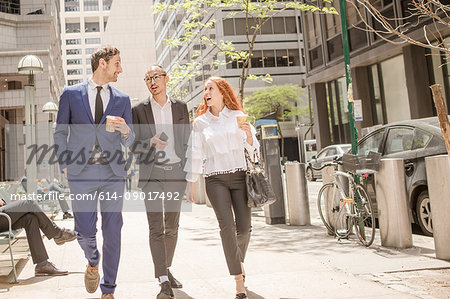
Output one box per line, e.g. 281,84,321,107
244,83,308,162
244,83,308,122
153,0,337,100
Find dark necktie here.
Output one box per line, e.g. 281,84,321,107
95,86,103,124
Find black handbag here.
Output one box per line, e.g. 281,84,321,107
244,149,277,208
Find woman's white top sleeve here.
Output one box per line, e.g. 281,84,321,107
184,107,259,182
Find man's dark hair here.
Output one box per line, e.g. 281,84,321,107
91,46,120,72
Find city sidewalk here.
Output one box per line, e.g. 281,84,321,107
0,182,449,298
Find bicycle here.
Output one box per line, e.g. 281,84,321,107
313,152,381,247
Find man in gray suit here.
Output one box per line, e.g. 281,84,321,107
131,65,190,299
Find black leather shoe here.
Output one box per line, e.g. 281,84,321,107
157,281,174,299
168,269,183,288
63,212,74,219
235,293,247,299
35,261,68,276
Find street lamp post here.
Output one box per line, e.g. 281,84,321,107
18,55,43,195
42,101,58,183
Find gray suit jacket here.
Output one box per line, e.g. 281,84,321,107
131,96,191,188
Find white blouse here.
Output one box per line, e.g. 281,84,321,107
184,106,259,183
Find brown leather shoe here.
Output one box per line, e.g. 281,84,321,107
35,261,68,276
54,228,77,245
84,263,100,293
101,294,114,299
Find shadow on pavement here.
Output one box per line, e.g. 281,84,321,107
173,289,195,299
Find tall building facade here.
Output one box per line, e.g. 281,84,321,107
0,0,65,180
60,0,112,86
153,1,307,112
153,1,310,160
302,0,448,150
102,0,156,101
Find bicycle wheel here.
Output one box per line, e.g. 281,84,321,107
317,183,340,235
334,197,353,239
353,185,376,246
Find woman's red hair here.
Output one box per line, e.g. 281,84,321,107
196,77,245,117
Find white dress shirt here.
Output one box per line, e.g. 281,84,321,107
150,96,181,164
184,106,259,182
88,78,110,119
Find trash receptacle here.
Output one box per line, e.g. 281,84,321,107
375,158,412,248
285,162,310,226
425,154,450,261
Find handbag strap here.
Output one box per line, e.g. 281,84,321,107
244,149,262,172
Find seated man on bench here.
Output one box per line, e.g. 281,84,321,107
0,198,76,276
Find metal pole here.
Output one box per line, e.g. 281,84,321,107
338,0,358,154
24,85,37,195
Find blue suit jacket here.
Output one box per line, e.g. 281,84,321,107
54,81,135,177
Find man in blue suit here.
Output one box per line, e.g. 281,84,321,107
54,46,134,299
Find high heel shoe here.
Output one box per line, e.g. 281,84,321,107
235,293,247,299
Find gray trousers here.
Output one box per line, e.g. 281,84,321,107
143,163,185,278
205,171,252,275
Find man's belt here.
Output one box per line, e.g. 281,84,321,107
88,156,109,164
153,162,181,171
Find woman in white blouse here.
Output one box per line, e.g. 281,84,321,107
185,77,259,299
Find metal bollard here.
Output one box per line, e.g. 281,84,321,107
285,162,310,225
375,159,413,248
425,155,450,261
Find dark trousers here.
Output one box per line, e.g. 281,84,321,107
205,171,251,275
0,200,61,264
68,164,124,295
142,163,185,278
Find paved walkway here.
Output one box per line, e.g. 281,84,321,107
0,182,449,298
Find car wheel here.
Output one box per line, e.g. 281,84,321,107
306,167,315,182
416,190,433,237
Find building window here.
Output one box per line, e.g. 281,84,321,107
68,79,82,86
86,68,92,75
326,78,351,144
64,0,80,12
66,38,81,45
85,38,101,44
0,74,28,91
66,49,82,55
288,49,300,66
85,21,100,32
66,22,81,33
85,48,95,54
103,0,112,10
103,16,108,31
67,59,82,65
67,69,83,75
251,50,263,68
86,58,91,65
223,17,296,36
276,49,289,67
84,0,98,11
0,0,20,15
263,50,275,67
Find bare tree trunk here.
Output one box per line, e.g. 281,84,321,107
430,84,450,157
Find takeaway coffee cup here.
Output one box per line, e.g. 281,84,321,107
106,116,116,132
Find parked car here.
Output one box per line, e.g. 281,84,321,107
306,144,351,181
356,116,448,236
